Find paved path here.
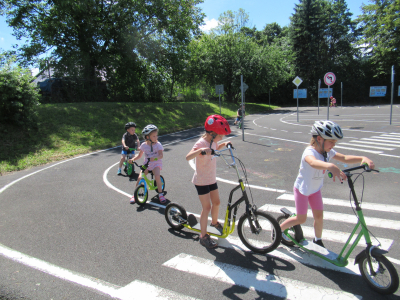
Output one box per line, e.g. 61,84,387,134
1,105,399,299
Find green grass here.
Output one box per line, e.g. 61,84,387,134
0,102,277,175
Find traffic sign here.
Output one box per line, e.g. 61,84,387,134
369,86,387,97
293,89,307,98
241,83,248,92
324,72,336,86
215,84,224,95
293,76,302,87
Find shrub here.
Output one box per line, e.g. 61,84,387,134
0,54,40,129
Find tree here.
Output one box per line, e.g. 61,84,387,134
357,0,400,76
2,0,204,101
290,0,326,89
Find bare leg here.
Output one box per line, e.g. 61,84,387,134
280,214,307,231
198,193,212,238
312,209,324,239
209,189,221,225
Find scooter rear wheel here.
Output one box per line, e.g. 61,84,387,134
359,252,399,295
277,214,304,247
165,203,187,230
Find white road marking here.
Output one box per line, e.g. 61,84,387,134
350,140,400,147
338,143,394,150
163,253,362,300
277,193,400,214
259,204,400,230
370,136,400,141
0,243,191,300
361,138,400,144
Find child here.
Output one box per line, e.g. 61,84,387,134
118,122,140,175
330,96,337,107
186,115,232,248
234,104,245,125
280,120,374,248
129,124,165,204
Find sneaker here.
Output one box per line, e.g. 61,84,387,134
159,194,166,204
117,168,122,175
200,234,217,248
210,222,223,234
129,195,135,204
313,238,325,248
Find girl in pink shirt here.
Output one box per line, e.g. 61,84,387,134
186,115,231,248
129,124,165,204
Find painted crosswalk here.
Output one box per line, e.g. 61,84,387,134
338,133,400,155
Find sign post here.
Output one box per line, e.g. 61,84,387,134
324,72,336,120
240,76,248,141
293,76,303,122
215,84,224,115
318,79,321,115
390,66,395,125
341,82,343,107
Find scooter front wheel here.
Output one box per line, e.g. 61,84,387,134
238,211,281,254
277,214,304,247
165,203,187,230
134,184,148,206
359,252,399,295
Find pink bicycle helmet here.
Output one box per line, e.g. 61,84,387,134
205,115,231,135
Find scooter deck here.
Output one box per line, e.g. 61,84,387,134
187,214,222,235
299,240,339,261
190,223,222,236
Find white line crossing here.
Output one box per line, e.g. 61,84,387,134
277,193,400,214
258,204,400,230
361,138,400,144
350,140,400,147
163,253,362,300
338,143,395,150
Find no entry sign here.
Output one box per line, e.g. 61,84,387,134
324,72,336,86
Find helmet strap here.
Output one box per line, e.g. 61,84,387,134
316,136,328,162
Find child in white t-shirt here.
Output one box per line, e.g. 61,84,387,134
186,115,231,249
279,120,374,248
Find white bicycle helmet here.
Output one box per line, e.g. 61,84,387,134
142,124,158,138
311,120,343,140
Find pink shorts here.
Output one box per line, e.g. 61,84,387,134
294,187,323,215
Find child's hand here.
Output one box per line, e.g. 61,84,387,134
128,158,134,164
200,148,213,155
361,157,375,169
327,164,346,183
124,145,129,150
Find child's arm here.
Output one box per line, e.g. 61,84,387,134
122,138,128,150
217,142,231,150
305,155,346,182
333,153,375,169
151,150,163,161
186,148,212,161
129,150,143,163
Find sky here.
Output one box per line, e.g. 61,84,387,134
0,0,369,70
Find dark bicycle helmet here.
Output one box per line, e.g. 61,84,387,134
142,124,158,138
125,122,136,130
205,115,231,135
311,120,343,140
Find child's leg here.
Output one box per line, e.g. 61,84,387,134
119,154,126,169
312,210,324,238
152,167,163,193
135,170,144,188
209,188,221,225
309,190,324,239
280,214,307,231
199,193,212,238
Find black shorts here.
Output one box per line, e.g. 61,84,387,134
195,183,218,196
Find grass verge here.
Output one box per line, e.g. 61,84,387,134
0,102,277,175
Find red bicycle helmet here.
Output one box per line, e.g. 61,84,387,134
205,115,231,135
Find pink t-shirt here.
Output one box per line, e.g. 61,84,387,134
191,137,217,186
139,142,163,171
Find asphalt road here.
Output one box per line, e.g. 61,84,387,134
1,105,400,300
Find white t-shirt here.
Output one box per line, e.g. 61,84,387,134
294,146,337,196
